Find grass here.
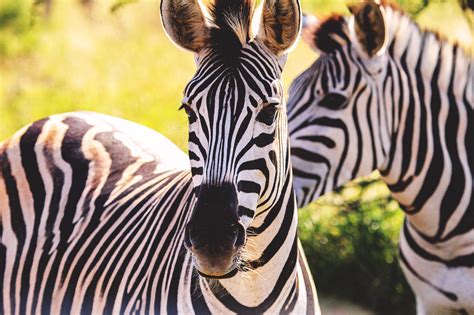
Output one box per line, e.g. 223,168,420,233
1,0,471,145
1,1,194,148
0,0,317,148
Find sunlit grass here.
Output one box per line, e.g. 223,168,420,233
1,0,471,145
1,1,196,148
0,0,317,147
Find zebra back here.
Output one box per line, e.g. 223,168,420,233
0,113,198,314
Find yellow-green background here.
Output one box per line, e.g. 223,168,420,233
1,0,472,146
1,0,472,312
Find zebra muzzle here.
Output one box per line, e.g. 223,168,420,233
184,183,248,277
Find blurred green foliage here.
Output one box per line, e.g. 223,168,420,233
0,0,38,56
110,0,139,13
299,176,415,313
0,0,472,313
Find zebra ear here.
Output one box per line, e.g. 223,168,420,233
349,1,387,58
257,0,302,55
160,0,210,53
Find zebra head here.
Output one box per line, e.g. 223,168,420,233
288,1,390,207
161,0,300,277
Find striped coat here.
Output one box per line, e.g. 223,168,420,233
1,112,318,314
288,2,473,313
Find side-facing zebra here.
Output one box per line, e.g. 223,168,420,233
287,1,473,314
0,0,320,314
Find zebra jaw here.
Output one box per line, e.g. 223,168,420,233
196,268,239,279
188,251,243,279
185,230,249,279
185,236,247,279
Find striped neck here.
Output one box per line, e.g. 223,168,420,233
289,5,472,214
376,8,473,237
195,142,301,312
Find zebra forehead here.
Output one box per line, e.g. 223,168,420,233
185,59,281,103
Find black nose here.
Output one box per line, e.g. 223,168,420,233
184,183,247,253
184,183,249,276
185,221,245,251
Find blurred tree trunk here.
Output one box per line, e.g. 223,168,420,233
80,0,93,7
34,0,52,18
458,0,474,11
44,0,52,17
79,0,94,17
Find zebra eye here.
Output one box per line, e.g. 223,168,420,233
256,103,279,126
319,93,348,110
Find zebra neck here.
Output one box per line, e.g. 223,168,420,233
197,164,300,311
379,10,473,238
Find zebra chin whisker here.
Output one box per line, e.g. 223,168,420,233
239,236,259,259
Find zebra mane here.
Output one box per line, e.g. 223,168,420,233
309,14,349,54
306,3,470,56
206,0,255,61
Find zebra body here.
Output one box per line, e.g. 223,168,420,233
288,2,473,313
1,112,192,314
0,112,317,314
1,0,320,313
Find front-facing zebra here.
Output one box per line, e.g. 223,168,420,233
162,0,319,311
1,0,320,313
288,1,473,313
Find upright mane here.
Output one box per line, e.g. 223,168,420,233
306,2,471,56
206,0,256,61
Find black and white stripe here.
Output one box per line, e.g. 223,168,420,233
1,0,320,313
0,110,319,314
287,2,473,313
162,0,318,312
0,113,195,314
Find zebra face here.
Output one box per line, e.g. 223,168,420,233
182,45,287,276
161,0,301,277
288,2,389,206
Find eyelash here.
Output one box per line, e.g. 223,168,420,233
179,103,197,122
179,103,192,114
180,101,281,125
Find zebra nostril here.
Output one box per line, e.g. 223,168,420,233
185,225,198,249
184,227,193,249
234,223,246,248
187,225,209,251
